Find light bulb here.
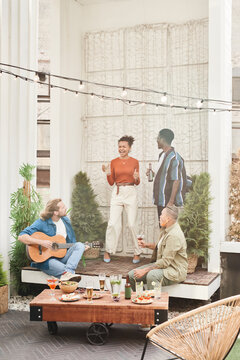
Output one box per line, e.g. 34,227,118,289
196,99,203,108
121,88,127,97
75,91,79,97
79,81,85,90
161,93,167,103
34,73,39,82
141,102,146,107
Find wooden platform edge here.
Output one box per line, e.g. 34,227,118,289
21,268,221,301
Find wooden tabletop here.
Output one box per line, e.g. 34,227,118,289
30,289,169,325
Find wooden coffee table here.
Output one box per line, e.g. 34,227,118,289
30,289,169,345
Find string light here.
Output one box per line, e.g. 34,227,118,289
0,62,239,109
34,72,39,82
75,91,79,97
121,88,127,97
79,81,85,90
161,92,167,103
0,65,239,113
0,70,2,76
197,99,203,108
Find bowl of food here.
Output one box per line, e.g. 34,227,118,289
59,281,79,293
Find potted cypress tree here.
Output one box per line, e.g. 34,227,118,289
71,171,107,259
9,163,42,294
0,254,8,314
178,172,212,273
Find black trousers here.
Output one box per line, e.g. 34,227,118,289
157,206,165,227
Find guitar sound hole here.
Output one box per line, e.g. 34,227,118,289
52,243,59,250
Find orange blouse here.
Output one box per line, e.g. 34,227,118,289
107,157,140,186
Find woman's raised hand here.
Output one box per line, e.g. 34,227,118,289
102,163,110,175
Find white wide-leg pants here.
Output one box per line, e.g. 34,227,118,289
105,185,141,256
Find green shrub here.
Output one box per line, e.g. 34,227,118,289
179,172,212,260
0,255,8,287
9,163,42,295
71,171,107,243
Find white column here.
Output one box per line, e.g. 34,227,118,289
50,0,84,208
0,0,38,273
208,0,232,272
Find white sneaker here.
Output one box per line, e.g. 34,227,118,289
60,271,81,282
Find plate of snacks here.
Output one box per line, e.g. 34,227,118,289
132,296,153,305
83,292,103,300
142,290,155,298
59,293,81,302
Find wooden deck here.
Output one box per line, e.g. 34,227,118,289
21,256,220,300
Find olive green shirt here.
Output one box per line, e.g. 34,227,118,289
150,222,188,282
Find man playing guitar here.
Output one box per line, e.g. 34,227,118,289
18,198,86,282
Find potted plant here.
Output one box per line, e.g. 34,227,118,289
9,163,42,294
178,172,212,273
228,149,240,242
71,171,107,259
0,254,8,314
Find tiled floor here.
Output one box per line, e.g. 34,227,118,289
0,310,170,360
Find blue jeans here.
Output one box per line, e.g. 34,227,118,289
32,242,85,278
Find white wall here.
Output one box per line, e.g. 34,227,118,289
50,0,85,208
208,0,232,272
82,0,208,31
50,0,208,208
0,0,38,273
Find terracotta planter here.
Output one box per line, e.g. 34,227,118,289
0,284,8,314
187,254,198,274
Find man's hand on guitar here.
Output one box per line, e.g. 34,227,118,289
41,240,53,249
84,244,90,251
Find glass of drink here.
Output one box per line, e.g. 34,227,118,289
86,278,94,303
136,281,143,297
99,273,106,293
47,278,58,301
137,233,144,248
110,274,122,302
137,233,144,241
154,284,162,300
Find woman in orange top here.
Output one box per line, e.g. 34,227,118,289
102,135,142,264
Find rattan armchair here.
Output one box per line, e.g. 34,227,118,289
141,295,240,360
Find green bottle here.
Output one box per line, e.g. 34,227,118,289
125,275,131,299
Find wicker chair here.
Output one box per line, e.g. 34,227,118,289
141,295,240,360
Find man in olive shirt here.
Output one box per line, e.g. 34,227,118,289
128,205,188,290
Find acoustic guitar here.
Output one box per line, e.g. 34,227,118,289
26,232,103,263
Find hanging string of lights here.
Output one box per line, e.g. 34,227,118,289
0,62,239,112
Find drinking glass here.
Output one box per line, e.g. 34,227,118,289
137,233,144,241
47,278,58,301
98,273,106,293
154,284,162,300
86,278,94,303
110,274,122,302
136,281,143,297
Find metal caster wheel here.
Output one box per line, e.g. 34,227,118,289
105,323,113,329
86,322,109,345
47,321,58,335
